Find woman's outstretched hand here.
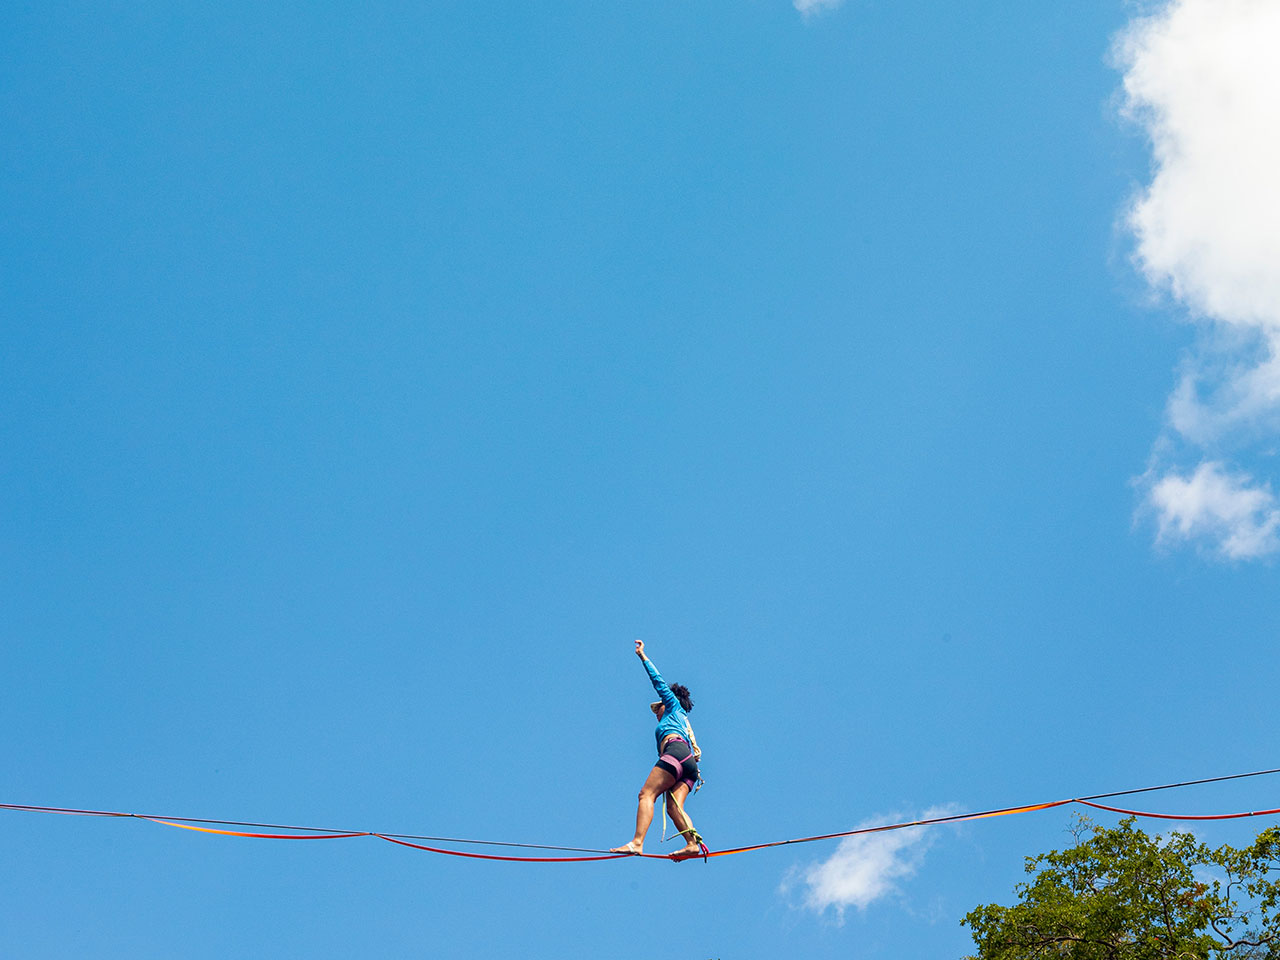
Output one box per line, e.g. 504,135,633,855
634,639,646,660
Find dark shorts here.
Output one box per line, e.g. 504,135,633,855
655,737,699,794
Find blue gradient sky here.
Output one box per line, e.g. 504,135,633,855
4,2,1278,958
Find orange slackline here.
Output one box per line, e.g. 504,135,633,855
4,765,1280,864
139,818,369,840
699,800,1075,860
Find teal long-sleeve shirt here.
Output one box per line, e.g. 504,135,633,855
643,657,695,754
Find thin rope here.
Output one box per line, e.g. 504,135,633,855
1076,799,1280,821
1078,767,1280,803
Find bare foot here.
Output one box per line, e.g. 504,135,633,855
672,840,702,860
610,841,643,855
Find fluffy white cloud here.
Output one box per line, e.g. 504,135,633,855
782,808,953,921
1148,461,1280,559
1119,0,1280,329
1117,0,1280,559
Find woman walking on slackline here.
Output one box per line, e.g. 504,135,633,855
611,640,705,859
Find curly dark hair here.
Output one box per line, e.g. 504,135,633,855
669,683,694,712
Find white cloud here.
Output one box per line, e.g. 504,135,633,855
1148,461,1280,559
1164,337,1280,447
1118,0,1280,328
793,0,844,19
1117,0,1280,559
781,808,954,922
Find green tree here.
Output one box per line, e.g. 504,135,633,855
963,817,1280,959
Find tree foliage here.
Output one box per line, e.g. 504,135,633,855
963,817,1280,959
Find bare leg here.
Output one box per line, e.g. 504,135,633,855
611,766,676,854
665,783,701,858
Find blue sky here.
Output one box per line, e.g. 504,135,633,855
4,1,1280,957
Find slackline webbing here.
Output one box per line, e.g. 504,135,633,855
4,765,1279,863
